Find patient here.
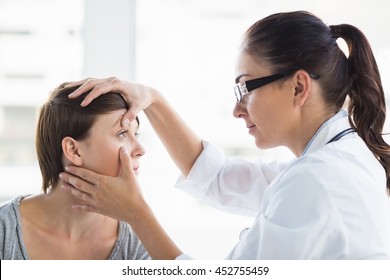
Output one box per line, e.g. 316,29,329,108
0,83,149,259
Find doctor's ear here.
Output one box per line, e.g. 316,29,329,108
61,137,83,166
293,70,312,107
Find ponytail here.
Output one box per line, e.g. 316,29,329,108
330,24,390,195
243,11,390,195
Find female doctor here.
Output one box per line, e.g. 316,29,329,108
61,11,390,259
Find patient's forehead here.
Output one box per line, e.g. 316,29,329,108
90,109,124,130
91,109,139,131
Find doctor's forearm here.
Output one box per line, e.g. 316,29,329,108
126,202,182,260
144,89,203,176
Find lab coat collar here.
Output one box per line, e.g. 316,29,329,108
301,110,351,157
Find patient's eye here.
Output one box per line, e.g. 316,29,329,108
118,129,129,138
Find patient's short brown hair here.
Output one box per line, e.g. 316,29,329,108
36,82,130,193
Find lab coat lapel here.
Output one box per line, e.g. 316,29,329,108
301,110,352,156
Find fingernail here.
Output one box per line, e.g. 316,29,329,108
59,173,64,179
121,146,128,154
64,83,74,88
122,118,130,127
61,185,71,192
67,89,77,96
80,100,87,107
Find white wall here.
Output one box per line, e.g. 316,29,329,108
82,0,136,79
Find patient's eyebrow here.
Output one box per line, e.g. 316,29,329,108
112,115,123,128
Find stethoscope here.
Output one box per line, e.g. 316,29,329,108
326,128,356,144
239,128,356,240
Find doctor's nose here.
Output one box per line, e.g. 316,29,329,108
233,101,247,119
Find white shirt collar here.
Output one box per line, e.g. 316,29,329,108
301,110,351,156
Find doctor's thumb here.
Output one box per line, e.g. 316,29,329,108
119,146,133,177
121,109,138,127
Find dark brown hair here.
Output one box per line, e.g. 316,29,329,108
36,82,130,193
242,11,390,194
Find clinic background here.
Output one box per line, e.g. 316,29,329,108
0,0,389,259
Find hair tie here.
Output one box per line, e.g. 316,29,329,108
329,25,341,39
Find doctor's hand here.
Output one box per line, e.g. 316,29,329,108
60,146,145,222
67,77,159,126
60,146,182,259
67,76,203,178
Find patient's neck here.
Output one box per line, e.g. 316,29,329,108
40,181,116,239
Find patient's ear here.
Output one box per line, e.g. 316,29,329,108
62,137,83,166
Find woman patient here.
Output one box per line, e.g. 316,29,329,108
0,83,149,260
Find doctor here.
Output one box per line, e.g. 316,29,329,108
61,11,390,259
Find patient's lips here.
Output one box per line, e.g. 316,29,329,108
133,165,140,175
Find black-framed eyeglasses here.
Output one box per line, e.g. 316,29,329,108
234,71,320,103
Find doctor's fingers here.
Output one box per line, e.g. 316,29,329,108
64,165,101,185
61,182,95,205
59,170,99,196
68,77,124,106
67,76,112,96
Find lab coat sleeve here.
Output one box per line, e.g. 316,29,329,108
175,140,289,217
227,157,349,259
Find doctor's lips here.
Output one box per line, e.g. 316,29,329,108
246,123,256,134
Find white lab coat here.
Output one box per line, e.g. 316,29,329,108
175,110,390,259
